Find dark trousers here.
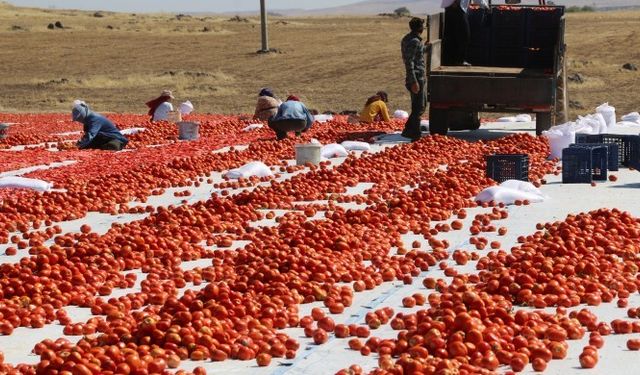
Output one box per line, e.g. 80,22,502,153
87,135,125,151
268,119,307,140
443,5,471,66
402,80,426,140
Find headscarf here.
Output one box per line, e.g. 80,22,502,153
259,88,275,98
365,91,388,106
72,100,90,122
287,95,300,102
146,90,174,119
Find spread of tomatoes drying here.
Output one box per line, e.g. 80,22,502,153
1,113,639,375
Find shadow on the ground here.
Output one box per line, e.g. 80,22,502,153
610,182,640,189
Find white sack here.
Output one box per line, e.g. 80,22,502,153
621,112,640,124
596,102,616,128
178,101,194,115
393,110,409,119
0,176,53,192
497,116,517,122
476,186,545,205
575,113,607,135
613,121,640,128
341,141,371,152
543,127,575,160
242,123,263,132
310,138,321,145
515,114,532,122
321,144,349,158
499,180,544,197
314,114,333,123
224,161,273,179
120,127,146,135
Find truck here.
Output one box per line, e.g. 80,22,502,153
425,0,568,136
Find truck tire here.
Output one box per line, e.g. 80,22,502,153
536,112,552,136
429,108,449,136
448,110,481,131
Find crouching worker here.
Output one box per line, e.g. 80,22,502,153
72,101,129,151
268,95,314,140
254,88,282,121
360,91,391,123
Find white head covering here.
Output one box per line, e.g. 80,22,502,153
71,100,90,122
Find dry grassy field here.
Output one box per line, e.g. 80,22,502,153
0,1,638,118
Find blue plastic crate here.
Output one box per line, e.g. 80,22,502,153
629,136,640,171
571,142,619,171
563,147,608,184
567,144,608,180
575,134,601,144
486,154,529,183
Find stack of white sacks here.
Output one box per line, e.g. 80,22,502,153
543,103,640,159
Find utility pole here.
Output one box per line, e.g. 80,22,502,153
260,0,269,52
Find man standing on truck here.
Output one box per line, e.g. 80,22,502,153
400,17,427,141
441,0,489,66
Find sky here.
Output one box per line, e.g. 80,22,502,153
6,0,362,12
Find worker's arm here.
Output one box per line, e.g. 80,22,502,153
403,38,420,85
304,107,314,130
380,102,391,122
77,120,101,149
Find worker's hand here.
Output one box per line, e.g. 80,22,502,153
410,82,420,94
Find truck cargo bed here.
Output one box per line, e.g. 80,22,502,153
430,66,548,77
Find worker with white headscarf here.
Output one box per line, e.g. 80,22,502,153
441,0,489,66
72,100,128,151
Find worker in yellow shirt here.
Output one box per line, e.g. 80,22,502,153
359,91,391,123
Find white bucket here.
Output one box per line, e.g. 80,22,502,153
177,121,199,140
295,144,322,166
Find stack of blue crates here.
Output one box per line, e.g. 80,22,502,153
575,133,640,168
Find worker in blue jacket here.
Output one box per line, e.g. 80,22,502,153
268,95,314,140
72,101,128,150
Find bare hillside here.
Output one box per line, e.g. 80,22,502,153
0,2,638,118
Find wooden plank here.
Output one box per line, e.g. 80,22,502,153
429,75,555,107
431,66,548,77
427,13,442,43
426,40,442,73
433,66,524,74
